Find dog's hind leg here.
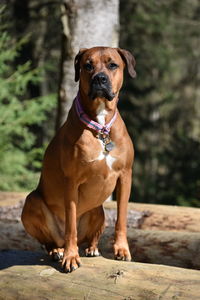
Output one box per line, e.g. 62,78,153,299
78,206,105,257
21,190,64,259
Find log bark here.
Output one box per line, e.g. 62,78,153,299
98,227,200,270
1,192,200,270
1,219,200,270
105,201,200,232
2,193,200,233
0,251,200,300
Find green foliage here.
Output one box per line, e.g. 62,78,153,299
120,0,200,206
0,19,56,190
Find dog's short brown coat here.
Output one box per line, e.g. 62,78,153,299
21,47,136,272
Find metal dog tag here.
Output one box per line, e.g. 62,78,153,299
105,141,115,152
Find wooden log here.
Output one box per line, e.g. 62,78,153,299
0,251,200,300
105,202,200,232
0,192,200,270
0,192,27,207
1,192,200,232
98,228,200,270
1,219,200,270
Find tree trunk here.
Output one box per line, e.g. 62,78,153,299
56,0,119,129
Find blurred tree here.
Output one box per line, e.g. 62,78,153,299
120,0,200,206
0,5,56,190
56,0,119,129
11,0,61,144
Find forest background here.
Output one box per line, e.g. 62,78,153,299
0,0,200,207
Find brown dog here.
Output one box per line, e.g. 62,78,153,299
21,47,136,273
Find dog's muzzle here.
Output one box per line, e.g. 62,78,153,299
88,72,115,101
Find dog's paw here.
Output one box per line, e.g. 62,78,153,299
61,250,81,273
85,246,101,257
49,248,64,261
113,243,132,261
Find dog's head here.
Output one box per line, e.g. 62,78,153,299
74,47,136,101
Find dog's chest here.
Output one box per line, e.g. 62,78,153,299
88,138,116,169
83,104,118,169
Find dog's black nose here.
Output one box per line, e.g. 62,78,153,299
93,72,108,85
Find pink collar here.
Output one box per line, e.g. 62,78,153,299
75,92,117,135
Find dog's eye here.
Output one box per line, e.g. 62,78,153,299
108,63,119,70
84,63,93,71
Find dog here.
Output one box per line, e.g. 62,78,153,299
21,46,136,273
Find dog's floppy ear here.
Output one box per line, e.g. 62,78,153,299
117,48,136,78
74,48,88,82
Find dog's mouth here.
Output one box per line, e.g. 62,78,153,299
88,72,115,101
89,87,115,101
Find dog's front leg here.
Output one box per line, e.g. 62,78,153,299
62,179,81,273
114,169,132,261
